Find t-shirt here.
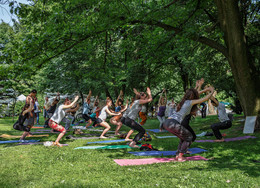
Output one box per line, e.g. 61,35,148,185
34,101,40,113
157,106,166,117
127,100,141,120
83,102,91,114
140,105,146,113
44,100,51,110
98,106,109,121
217,103,230,122
115,106,121,112
169,100,193,123
123,106,130,118
51,105,65,124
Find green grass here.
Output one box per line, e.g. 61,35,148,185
0,115,259,188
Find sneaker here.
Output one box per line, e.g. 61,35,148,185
43,141,54,146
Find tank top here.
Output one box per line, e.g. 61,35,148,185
169,100,193,124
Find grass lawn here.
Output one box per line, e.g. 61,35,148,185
0,115,259,188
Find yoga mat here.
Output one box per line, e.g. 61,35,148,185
66,135,115,140
0,140,40,144
128,148,207,156
87,139,126,144
16,142,69,146
114,155,209,166
0,134,49,138
74,145,141,150
156,132,207,139
31,126,44,129
195,136,257,143
32,132,59,134
35,129,51,132
147,129,167,133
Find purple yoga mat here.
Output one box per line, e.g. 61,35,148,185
17,142,69,146
114,155,209,166
195,136,256,143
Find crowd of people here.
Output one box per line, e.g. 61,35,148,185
13,78,233,161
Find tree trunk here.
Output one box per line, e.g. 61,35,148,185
214,0,260,116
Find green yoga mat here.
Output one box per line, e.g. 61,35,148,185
74,145,141,150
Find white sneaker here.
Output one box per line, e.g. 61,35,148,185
44,141,54,146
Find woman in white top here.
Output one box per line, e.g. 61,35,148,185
95,98,121,138
49,96,79,147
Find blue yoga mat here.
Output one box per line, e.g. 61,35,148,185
87,139,126,144
0,140,40,144
147,129,168,133
128,148,207,156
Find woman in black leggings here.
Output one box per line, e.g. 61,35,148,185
124,88,153,148
163,86,214,161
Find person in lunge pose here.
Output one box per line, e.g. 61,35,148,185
124,88,153,148
48,96,79,147
210,96,232,142
163,86,214,161
95,98,123,138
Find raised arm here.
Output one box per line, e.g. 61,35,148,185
87,90,92,100
63,96,79,109
115,90,123,107
139,87,153,105
105,108,120,116
191,87,214,106
210,96,219,106
120,100,129,113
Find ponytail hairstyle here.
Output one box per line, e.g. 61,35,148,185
177,88,199,114
106,97,112,105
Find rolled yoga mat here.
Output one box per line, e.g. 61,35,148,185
195,136,257,143
114,155,209,166
128,148,207,156
74,145,141,150
0,140,40,144
87,139,127,144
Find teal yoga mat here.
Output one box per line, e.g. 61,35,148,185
74,145,141,150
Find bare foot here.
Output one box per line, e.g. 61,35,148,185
115,133,120,136
100,136,108,139
54,142,63,147
129,142,140,148
125,138,133,142
214,138,225,142
185,151,192,154
177,157,186,162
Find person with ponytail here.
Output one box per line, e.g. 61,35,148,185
95,98,122,138
124,88,153,148
163,85,214,161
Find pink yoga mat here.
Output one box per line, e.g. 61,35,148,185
195,136,256,143
114,155,208,166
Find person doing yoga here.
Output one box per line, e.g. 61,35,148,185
124,88,153,148
163,86,214,161
210,96,232,142
48,96,79,147
95,98,122,138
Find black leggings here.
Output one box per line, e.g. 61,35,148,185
211,120,232,139
13,122,30,132
163,119,193,154
181,115,196,142
124,117,145,142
